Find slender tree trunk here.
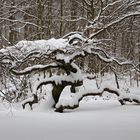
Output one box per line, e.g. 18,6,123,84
60,0,64,37
9,1,17,45
37,0,44,39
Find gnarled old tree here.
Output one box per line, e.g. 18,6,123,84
0,0,140,112
1,32,139,112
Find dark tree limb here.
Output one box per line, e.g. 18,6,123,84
22,94,38,110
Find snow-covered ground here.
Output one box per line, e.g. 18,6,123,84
0,99,140,140
0,74,140,140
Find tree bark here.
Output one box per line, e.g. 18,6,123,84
52,84,65,107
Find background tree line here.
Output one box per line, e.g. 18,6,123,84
0,0,140,69
0,0,140,100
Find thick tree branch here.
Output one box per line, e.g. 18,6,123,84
10,63,58,75
55,86,140,112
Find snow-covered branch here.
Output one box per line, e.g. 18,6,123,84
6,34,139,77
10,63,58,75
0,17,41,28
89,12,140,39
55,86,140,112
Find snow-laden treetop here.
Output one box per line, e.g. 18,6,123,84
0,38,68,55
15,38,68,52
0,32,138,72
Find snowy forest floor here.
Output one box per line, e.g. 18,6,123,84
0,99,140,140
0,74,140,140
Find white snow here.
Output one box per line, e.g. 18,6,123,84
0,36,140,140
0,73,140,140
55,74,140,109
21,96,34,105
0,100,140,140
37,63,83,86
0,38,69,58
68,33,86,43
15,38,68,52
12,63,57,75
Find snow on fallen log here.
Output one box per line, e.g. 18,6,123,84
55,85,140,112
